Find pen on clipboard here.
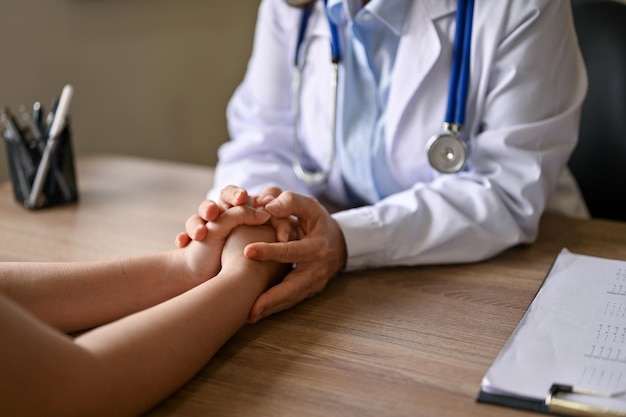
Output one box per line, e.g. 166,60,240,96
546,384,626,416
26,84,74,208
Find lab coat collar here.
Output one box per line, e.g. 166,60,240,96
385,0,457,143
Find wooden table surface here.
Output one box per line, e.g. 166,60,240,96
2,154,626,417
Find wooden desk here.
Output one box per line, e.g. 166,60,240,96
2,155,626,417
0,155,211,262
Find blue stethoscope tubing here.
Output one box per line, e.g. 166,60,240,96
292,0,474,185
295,0,341,65
427,0,475,173
446,0,474,129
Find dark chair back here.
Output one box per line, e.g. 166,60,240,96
569,0,626,221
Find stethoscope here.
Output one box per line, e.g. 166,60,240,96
292,0,475,186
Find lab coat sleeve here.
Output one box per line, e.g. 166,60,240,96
334,0,587,270
208,0,311,201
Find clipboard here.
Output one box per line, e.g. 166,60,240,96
477,249,626,416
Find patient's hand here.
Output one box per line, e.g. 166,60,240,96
219,224,289,289
175,185,294,248
182,205,271,285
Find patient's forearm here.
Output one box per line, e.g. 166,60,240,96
76,263,271,416
0,251,190,333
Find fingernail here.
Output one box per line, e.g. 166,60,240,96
255,209,271,221
235,191,243,201
255,310,264,322
244,246,257,258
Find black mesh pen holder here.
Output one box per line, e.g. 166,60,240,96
5,124,78,209
2,85,78,210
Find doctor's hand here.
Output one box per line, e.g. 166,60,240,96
243,191,347,323
175,185,291,248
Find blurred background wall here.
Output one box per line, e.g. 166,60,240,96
0,0,260,183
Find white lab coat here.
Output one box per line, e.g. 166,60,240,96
210,0,588,270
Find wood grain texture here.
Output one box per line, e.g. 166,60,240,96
2,155,626,417
0,154,211,261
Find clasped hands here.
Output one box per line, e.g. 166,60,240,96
176,185,347,323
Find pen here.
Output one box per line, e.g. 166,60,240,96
32,101,43,133
44,97,59,137
1,108,36,177
19,104,42,144
26,85,74,208
46,87,71,141
1,111,32,199
1,108,21,142
17,105,73,201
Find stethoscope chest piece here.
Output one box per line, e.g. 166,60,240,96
426,129,467,174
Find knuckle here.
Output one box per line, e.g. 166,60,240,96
262,186,282,196
199,201,213,217
185,214,202,229
221,185,243,202
283,243,300,261
280,191,297,205
217,199,232,211
302,193,320,207
220,185,235,197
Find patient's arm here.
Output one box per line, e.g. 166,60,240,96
0,205,271,333
0,224,287,417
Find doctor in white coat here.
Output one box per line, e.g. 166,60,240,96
177,0,588,323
